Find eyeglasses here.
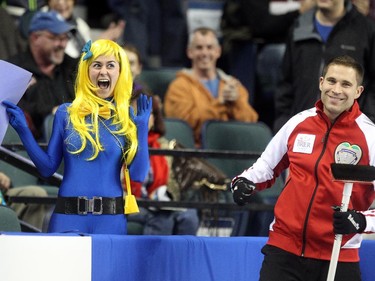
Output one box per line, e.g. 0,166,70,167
49,0,74,3
38,32,70,43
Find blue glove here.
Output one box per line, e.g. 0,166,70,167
2,100,29,134
231,177,255,206
2,100,60,177
129,94,152,182
129,94,152,129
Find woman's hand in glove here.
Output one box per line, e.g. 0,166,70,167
130,94,152,129
2,100,28,132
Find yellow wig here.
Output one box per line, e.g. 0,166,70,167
68,39,137,165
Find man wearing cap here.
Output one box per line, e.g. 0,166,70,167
7,10,78,140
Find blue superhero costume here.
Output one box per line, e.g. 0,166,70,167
3,96,151,234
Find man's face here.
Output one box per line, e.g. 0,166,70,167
187,31,221,72
319,64,363,121
34,31,69,65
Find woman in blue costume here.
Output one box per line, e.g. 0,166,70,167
2,39,152,234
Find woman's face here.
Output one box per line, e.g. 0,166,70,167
89,55,120,99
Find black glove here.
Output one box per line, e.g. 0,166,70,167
231,177,255,206
333,209,366,234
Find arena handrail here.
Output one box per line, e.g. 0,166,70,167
0,145,274,212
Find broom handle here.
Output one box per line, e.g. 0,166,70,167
327,182,353,281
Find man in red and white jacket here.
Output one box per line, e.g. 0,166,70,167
231,55,375,281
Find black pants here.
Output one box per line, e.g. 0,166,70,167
259,245,361,281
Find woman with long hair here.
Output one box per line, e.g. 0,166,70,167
3,39,152,234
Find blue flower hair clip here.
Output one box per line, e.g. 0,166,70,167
82,40,93,61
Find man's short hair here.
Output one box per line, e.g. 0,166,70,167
188,27,219,47
322,55,364,85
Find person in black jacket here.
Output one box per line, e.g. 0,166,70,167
7,10,78,141
220,0,315,128
222,0,315,44
274,0,375,133
0,1,26,60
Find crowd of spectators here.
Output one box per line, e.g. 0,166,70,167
3,0,375,131
2,0,375,235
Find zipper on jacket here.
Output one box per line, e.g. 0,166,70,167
300,118,335,256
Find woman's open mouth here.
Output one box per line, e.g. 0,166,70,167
98,79,110,89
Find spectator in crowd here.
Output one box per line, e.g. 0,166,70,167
123,43,199,235
367,0,375,20
7,11,78,140
352,0,375,21
4,0,46,23
0,170,48,230
47,0,125,58
221,0,316,58
273,0,375,133
231,55,375,281
107,0,188,67
220,0,316,128
0,1,27,60
123,43,150,96
126,94,199,235
5,0,45,11
164,27,258,147
352,0,371,17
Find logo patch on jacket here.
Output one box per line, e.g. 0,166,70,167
334,142,362,164
293,134,315,154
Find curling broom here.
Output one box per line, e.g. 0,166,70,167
327,163,375,281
